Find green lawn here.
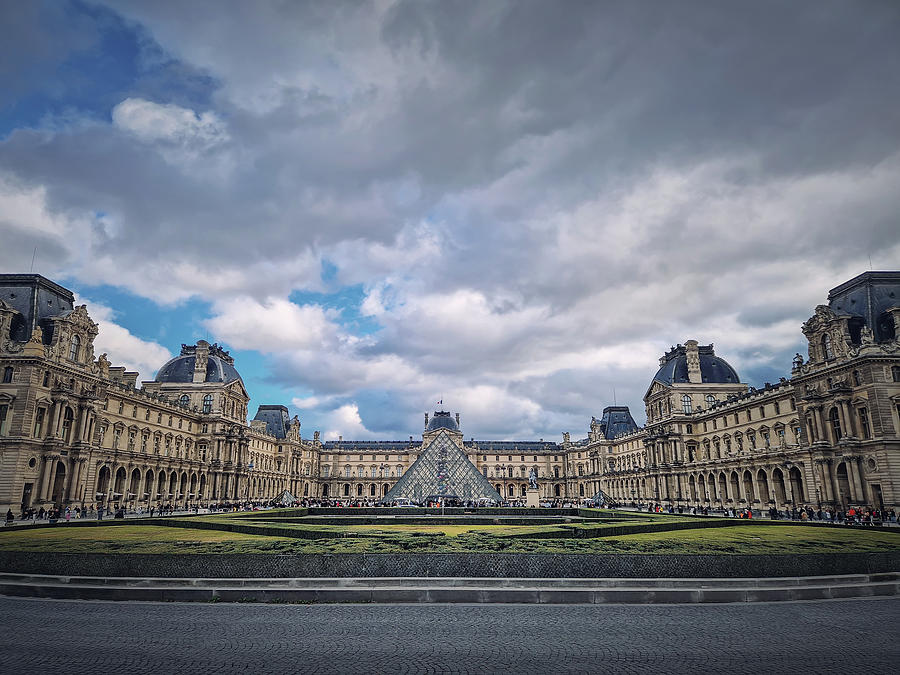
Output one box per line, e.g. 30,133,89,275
0,520,897,555
0,525,297,554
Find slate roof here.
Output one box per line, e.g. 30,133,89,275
828,271,900,342
651,344,740,386
155,344,242,384
426,410,459,432
253,405,290,439
464,440,561,452
598,406,640,438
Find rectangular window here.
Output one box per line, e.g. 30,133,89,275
746,409,752,422
858,408,871,439
33,408,45,438
773,401,780,414
0,404,8,436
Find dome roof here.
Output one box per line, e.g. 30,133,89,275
652,343,740,386
155,342,241,384
426,411,458,432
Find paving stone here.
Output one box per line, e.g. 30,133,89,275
0,597,897,674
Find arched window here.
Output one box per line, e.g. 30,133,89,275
682,394,692,414
829,407,842,441
179,395,189,408
706,394,716,407
2,366,12,384
822,334,833,360
202,394,212,414
69,335,80,361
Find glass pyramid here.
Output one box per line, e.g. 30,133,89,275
383,430,502,503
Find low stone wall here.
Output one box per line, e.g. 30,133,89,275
1,550,897,579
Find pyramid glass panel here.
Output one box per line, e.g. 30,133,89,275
383,430,502,503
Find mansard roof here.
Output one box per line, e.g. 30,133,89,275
253,405,290,439
598,406,640,438
827,271,900,342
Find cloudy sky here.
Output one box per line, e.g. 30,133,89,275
2,1,899,441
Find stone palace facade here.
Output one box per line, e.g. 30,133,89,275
0,271,899,513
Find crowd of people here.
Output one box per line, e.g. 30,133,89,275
628,502,897,525
5,498,898,526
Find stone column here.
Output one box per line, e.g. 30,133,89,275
838,400,854,438
847,456,865,503
50,399,64,439
813,407,826,443
39,455,58,501
829,460,842,505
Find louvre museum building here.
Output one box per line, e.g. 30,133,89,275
1,271,899,515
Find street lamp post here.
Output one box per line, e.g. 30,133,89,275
244,461,254,507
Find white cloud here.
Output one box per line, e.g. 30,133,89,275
76,297,172,382
204,296,340,352
322,403,379,441
112,97,229,150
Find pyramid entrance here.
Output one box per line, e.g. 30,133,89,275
383,430,501,504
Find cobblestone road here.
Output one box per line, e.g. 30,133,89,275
1,596,897,674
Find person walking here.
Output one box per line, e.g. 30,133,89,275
5,509,13,526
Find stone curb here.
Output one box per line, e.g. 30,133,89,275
1,573,897,604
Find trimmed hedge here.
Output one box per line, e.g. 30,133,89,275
2,550,898,578
504,518,742,540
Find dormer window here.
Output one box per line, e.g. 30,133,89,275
179,395,189,408
822,334,834,360
69,335,80,362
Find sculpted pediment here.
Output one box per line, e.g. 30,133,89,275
801,305,838,335
60,305,100,334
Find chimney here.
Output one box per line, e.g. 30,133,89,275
455,413,460,426
684,339,702,384
193,340,210,383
